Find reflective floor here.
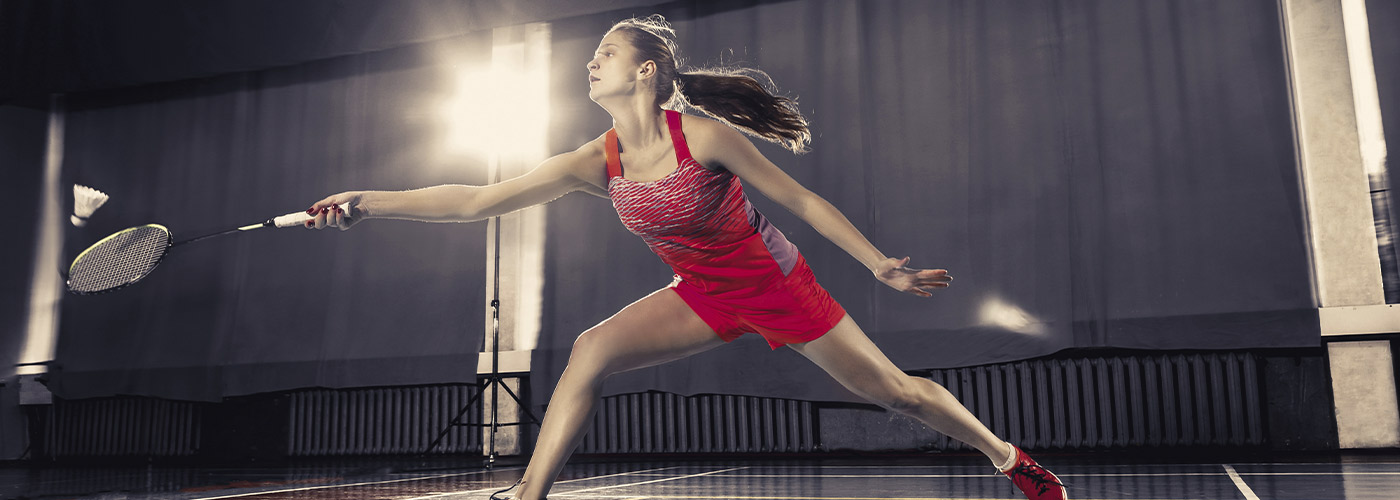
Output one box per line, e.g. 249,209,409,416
3,452,1398,499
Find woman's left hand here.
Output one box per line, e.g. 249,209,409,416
874,257,952,297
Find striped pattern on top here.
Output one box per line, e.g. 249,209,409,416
606,111,799,294
609,159,755,266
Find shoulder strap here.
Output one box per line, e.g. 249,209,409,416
665,110,693,164
604,128,622,179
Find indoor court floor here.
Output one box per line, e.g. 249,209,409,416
3,452,1399,500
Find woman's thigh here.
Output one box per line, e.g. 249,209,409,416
786,314,909,401
568,287,727,377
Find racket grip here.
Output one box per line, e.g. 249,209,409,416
273,203,350,228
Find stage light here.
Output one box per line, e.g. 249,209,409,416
436,28,552,359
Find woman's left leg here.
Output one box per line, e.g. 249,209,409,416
790,314,1068,500
787,314,1010,462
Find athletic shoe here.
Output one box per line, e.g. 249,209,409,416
1002,445,1067,500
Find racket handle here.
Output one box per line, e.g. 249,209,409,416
272,203,350,228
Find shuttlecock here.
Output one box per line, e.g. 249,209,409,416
71,184,109,227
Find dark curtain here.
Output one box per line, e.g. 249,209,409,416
1,0,677,102
38,0,1317,404
48,36,494,401
537,0,1315,403
0,105,47,380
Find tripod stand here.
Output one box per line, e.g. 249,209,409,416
423,161,540,466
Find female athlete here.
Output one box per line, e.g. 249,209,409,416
305,15,1066,500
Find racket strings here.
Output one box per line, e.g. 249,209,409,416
68,225,171,293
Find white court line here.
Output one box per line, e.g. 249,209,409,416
548,496,1170,500
742,462,1400,468
401,466,684,500
1223,465,1262,500
552,467,747,497
711,471,1400,477
190,468,516,500
1236,472,1400,476
189,462,1400,500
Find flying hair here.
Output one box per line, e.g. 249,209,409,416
607,15,812,154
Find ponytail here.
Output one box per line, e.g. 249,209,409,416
608,15,813,154
674,69,811,154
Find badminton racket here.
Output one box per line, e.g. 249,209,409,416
66,203,348,294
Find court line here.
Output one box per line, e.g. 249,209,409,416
703,471,1400,477
189,468,516,500
731,462,1400,468
546,492,1181,495
400,466,686,500
554,467,747,496
185,461,1400,500
192,466,679,500
1223,465,1262,500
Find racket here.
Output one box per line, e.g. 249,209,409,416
66,203,348,294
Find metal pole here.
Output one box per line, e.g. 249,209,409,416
488,152,502,468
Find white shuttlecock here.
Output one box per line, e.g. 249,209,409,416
71,184,109,227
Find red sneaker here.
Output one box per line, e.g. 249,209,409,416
1001,445,1067,500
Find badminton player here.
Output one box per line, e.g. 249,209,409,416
306,15,1066,500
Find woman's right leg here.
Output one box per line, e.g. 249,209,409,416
510,287,725,500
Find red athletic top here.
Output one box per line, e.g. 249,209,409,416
606,110,801,297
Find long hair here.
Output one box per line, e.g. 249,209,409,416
607,15,812,154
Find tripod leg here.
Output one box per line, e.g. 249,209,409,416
497,378,542,425
423,383,488,454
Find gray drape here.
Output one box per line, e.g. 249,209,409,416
536,0,1315,403
49,37,494,401
32,0,1316,404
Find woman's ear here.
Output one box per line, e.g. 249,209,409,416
637,60,657,80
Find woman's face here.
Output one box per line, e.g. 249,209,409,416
586,30,645,102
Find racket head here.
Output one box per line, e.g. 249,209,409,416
67,224,173,294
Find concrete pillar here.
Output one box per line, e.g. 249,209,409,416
1284,0,1383,307
1327,341,1400,448
1284,0,1400,448
19,95,66,378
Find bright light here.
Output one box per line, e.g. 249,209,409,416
976,294,1048,336
441,52,549,159
439,24,552,354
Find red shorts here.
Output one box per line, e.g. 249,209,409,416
670,257,848,349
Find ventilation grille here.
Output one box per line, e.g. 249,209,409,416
42,397,201,458
31,352,1264,458
919,352,1264,450
578,392,818,454
287,385,483,456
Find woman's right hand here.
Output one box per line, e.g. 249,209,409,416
306,191,365,230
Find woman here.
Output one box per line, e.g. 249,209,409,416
305,15,1066,500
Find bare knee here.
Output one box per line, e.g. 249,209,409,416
869,375,929,414
565,329,619,379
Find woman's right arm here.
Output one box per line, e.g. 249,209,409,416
307,140,607,229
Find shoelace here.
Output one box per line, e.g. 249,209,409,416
1008,464,1065,495
489,479,523,500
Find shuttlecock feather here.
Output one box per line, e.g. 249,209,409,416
71,184,109,227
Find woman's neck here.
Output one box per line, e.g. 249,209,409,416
602,96,667,152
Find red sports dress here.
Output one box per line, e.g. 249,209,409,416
606,110,846,349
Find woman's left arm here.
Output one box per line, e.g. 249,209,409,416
698,123,951,296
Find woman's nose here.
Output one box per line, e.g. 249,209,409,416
587,60,599,71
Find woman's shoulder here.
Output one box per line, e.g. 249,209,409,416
548,133,607,169
678,112,733,139
678,112,749,167
575,132,609,159
536,133,609,183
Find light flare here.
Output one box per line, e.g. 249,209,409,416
977,295,1048,336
